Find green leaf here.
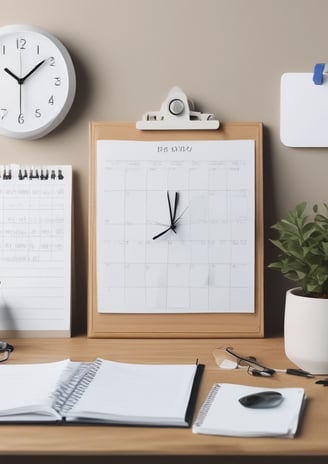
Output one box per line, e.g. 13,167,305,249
295,202,307,217
269,239,288,254
302,224,316,241
322,242,328,258
268,261,283,270
306,282,322,294
269,202,328,295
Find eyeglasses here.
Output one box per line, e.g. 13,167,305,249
213,346,276,377
0,341,14,362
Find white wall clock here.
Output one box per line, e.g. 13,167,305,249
0,24,76,139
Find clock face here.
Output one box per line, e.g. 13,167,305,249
0,25,76,139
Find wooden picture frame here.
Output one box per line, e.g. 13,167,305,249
88,121,263,338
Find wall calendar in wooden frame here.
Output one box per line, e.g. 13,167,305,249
88,121,263,338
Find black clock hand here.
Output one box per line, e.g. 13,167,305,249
172,192,179,225
5,67,24,120
21,59,46,83
152,225,172,241
4,67,21,84
153,192,180,240
19,84,22,118
168,191,179,233
4,59,46,86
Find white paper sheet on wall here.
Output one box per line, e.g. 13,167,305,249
96,140,255,314
0,165,72,336
280,72,328,147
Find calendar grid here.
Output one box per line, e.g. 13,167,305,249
0,165,71,333
97,140,255,314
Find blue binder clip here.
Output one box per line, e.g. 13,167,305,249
313,63,327,85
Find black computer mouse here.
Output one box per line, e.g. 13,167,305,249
238,391,283,409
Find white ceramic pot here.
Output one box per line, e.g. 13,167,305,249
284,287,328,374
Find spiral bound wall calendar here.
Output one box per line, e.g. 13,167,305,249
0,165,72,337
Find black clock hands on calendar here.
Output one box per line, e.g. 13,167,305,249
153,191,183,240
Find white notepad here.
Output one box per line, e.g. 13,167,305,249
0,165,72,336
0,358,200,426
193,383,305,438
280,72,328,147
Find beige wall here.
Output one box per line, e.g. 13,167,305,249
1,0,326,335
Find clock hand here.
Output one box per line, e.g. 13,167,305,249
152,205,188,239
4,67,24,121
167,191,174,227
4,58,46,85
21,59,46,83
168,191,180,233
18,49,23,123
5,59,46,120
172,192,179,225
4,67,22,84
19,84,22,118
152,225,172,241
153,191,180,240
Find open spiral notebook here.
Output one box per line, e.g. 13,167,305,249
0,164,72,337
0,358,202,425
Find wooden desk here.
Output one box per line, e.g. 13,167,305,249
1,336,327,464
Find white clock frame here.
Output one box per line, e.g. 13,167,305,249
0,24,76,139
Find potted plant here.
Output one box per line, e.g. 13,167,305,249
269,202,328,374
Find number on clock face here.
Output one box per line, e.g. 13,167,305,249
0,25,75,139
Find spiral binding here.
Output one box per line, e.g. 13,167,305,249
0,167,64,180
193,383,221,428
52,358,103,416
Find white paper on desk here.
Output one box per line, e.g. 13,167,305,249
192,383,305,438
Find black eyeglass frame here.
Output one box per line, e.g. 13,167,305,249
224,346,276,377
0,341,14,362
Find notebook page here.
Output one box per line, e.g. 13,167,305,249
0,165,72,335
66,359,198,425
0,359,70,417
193,383,305,437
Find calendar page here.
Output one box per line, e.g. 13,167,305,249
0,165,72,335
96,140,255,314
